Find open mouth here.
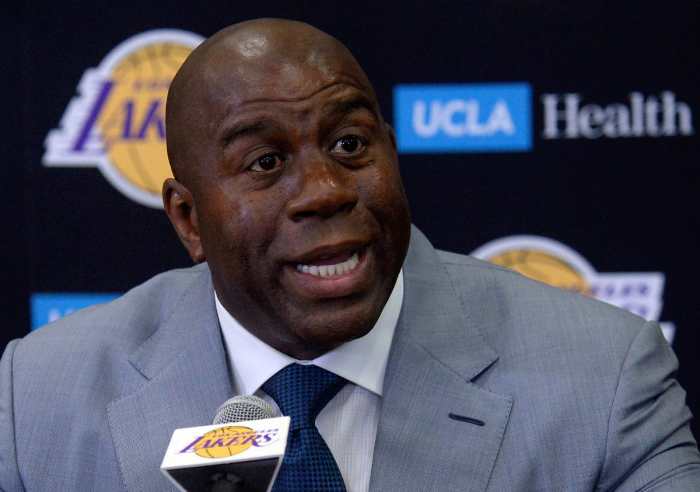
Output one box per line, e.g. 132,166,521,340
295,251,360,278
285,244,372,299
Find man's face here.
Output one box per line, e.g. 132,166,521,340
166,41,411,359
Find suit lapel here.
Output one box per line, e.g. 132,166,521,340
104,231,512,491
107,267,233,492
370,228,513,492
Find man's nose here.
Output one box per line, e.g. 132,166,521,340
286,152,359,221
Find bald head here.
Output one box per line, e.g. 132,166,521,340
165,19,378,186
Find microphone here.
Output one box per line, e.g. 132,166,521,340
213,395,276,425
161,396,290,492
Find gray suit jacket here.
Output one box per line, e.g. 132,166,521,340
1,227,699,491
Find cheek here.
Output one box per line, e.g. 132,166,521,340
364,163,410,224
209,191,286,265
197,194,247,264
358,163,411,273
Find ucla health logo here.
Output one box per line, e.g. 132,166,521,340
394,83,532,153
43,30,203,208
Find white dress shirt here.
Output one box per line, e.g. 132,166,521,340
216,271,403,492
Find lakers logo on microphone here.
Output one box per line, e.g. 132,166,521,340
179,426,281,459
43,30,203,208
471,235,676,343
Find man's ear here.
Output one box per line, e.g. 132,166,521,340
384,122,398,150
162,178,205,263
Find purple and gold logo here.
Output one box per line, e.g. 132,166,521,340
43,30,203,208
179,426,281,459
472,235,676,343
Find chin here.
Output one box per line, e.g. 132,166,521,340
292,302,379,351
279,266,399,356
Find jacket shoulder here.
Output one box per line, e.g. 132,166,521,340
435,248,648,359
14,263,209,361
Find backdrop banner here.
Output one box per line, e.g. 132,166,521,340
5,2,699,433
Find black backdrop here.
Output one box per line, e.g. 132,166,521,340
5,2,699,433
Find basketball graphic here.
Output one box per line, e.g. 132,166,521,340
99,42,191,196
488,249,589,294
471,235,674,342
193,426,256,459
43,30,203,208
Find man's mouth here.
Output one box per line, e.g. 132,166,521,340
283,243,373,299
295,252,360,278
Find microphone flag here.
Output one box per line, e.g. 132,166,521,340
160,416,290,491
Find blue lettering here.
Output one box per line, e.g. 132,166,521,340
179,435,204,453
72,80,114,151
122,101,135,138
136,100,165,139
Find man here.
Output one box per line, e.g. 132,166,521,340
1,18,699,491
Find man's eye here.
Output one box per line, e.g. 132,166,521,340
249,153,283,172
331,135,366,155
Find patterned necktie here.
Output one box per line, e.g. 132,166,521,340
262,363,348,491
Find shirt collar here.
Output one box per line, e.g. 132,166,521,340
216,270,403,397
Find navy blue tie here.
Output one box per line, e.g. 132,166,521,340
262,363,347,491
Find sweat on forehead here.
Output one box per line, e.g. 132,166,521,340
165,19,375,182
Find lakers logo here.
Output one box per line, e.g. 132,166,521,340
471,235,676,343
43,30,203,208
487,249,590,294
179,425,281,459
193,426,256,459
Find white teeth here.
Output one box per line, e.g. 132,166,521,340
296,252,360,278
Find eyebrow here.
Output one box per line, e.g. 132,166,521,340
220,120,274,148
219,96,380,148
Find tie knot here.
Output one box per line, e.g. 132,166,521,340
262,364,346,431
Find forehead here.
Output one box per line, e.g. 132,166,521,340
196,38,376,122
